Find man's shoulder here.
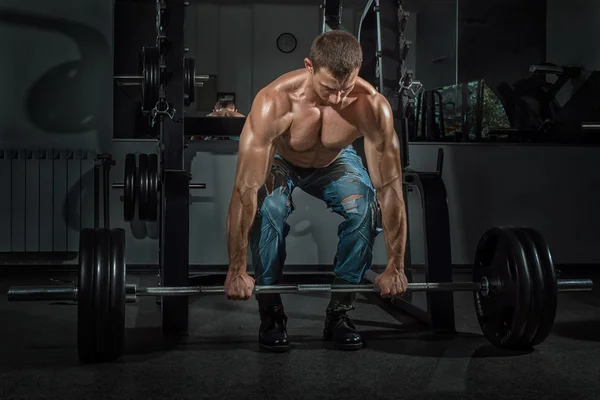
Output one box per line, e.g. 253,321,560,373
351,82,394,134
253,70,304,114
353,78,388,108
259,69,305,97
354,90,391,119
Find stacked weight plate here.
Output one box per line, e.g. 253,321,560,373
123,153,160,222
472,226,558,349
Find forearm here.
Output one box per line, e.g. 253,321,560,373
376,178,407,271
226,187,258,272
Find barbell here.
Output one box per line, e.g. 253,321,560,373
6,225,594,363
113,153,206,222
114,47,205,112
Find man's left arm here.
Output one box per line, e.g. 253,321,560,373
362,96,408,275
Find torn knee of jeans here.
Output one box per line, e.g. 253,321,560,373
341,194,363,214
339,171,362,184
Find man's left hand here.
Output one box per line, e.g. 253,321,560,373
374,268,408,298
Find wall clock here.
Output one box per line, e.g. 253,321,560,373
276,33,297,53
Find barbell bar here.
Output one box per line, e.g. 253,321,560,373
114,74,210,87
112,183,206,190
7,278,593,303
119,48,200,111
5,226,596,363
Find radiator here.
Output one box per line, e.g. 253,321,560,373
0,149,96,262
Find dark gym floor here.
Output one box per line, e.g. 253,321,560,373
1,269,599,400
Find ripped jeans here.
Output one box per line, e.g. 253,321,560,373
250,146,383,287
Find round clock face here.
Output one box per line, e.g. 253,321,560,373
277,33,297,53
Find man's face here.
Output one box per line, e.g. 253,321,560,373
305,60,358,106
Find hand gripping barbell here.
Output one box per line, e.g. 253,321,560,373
7,226,593,363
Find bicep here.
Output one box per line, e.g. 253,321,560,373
363,107,402,190
234,113,276,192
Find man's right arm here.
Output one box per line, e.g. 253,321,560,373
226,90,283,273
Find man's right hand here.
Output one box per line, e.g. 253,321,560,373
224,270,255,300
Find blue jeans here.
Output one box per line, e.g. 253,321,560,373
250,146,383,286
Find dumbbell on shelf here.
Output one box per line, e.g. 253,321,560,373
112,153,206,222
7,226,594,363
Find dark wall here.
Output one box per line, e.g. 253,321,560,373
415,1,458,90
458,0,546,87
0,2,113,151
113,1,159,139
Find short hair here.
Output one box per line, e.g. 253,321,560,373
309,31,363,80
214,99,236,110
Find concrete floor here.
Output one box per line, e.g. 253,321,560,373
1,270,599,400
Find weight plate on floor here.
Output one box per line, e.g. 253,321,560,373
137,154,150,221
108,228,126,361
146,154,159,222
524,227,558,346
473,226,532,348
142,46,160,113
513,227,544,348
94,229,112,362
78,228,96,363
184,57,196,106
123,154,137,222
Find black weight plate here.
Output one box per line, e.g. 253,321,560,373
513,227,544,348
473,226,532,348
108,228,126,361
147,154,159,222
124,154,137,222
137,154,150,221
525,227,558,346
78,228,96,363
184,57,196,105
142,46,160,112
94,228,112,362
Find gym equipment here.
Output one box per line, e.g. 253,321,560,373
183,57,197,106
115,50,208,113
582,123,600,133
320,0,346,33
184,116,246,137
140,46,160,113
76,228,126,363
113,153,206,222
7,226,594,362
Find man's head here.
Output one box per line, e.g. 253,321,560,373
214,99,237,112
305,30,363,105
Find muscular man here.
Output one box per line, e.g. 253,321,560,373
224,31,408,352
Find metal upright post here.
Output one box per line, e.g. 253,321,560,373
158,0,190,336
373,0,384,93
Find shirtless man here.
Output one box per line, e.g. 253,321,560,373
224,31,408,352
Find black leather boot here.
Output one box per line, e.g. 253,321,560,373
323,277,363,350
257,293,290,352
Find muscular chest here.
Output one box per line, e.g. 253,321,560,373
283,107,360,152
